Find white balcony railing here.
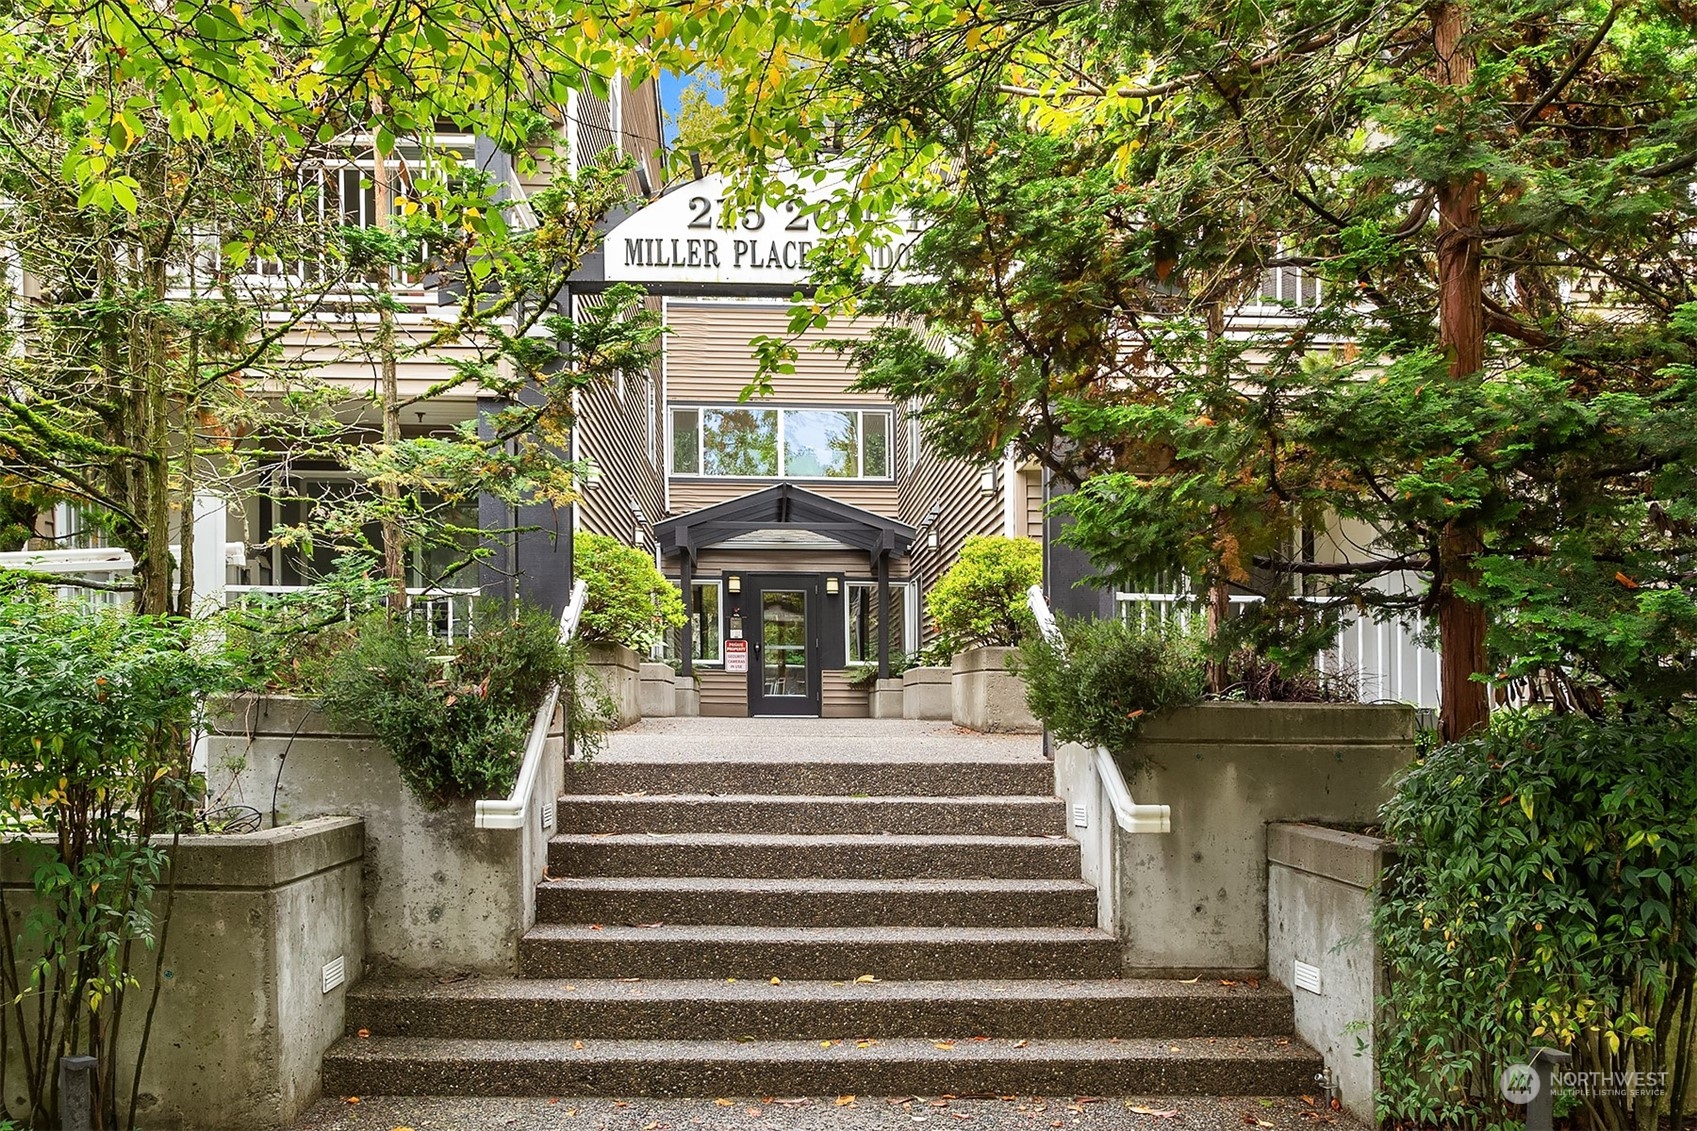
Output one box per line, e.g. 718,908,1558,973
225,584,480,642
1115,591,1441,709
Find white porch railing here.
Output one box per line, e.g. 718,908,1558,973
474,578,588,831
225,583,480,642
1115,590,1441,708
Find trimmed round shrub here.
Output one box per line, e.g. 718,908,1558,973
926,534,1043,650
574,531,686,649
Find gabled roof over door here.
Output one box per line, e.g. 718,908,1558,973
653,483,914,570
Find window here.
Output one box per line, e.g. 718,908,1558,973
661,580,723,663
670,406,896,479
846,581,915,663
1257,265,1321,308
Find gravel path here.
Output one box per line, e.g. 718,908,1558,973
292,1093,1361,1131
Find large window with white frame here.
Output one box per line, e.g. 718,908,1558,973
669,406,893,479
845,581,917,664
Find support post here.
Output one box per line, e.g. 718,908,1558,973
876,552,891,679
678,553,694,677
1526,1047,1571,1131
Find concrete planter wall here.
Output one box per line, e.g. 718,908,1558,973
901,666,952,720
1267,822,1394,1124
1053,703,1412,976
587,642,642,728
869,677,904,719
207,695,564,974
951,646,1040,733
1,817,364,1131
639,661,677,718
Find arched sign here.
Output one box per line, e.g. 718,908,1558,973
603,172,921,288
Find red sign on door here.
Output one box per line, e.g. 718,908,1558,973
725,638,749,673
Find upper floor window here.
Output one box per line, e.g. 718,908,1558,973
1257,265,1321,308
670,406,892,479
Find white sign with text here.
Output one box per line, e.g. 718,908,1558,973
603,172,921,288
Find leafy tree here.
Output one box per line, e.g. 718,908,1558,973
645,0,1697,735
669,78,731,170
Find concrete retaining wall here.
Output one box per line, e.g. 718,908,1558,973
901,666,952,720
588,642,642,728
951,647,1040,733
207,695,564,974
639,661,678,718
1,817,364,1131
1267,822,1392,1124
869,678,904,718
1055,703,1412,976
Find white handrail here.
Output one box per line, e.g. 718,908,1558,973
1026,584,1172,836
474,579,589,830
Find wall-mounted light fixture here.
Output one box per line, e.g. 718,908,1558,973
978,468,996,495
926,531,939,550
825,577,840,596
727,575,741,594
582,464,603,491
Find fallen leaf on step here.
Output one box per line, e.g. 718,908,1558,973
1179,976,1201,984
1301,1096,1315,1106
820,1040,833,1048
637,922,665,929
856,1039,877,1048
1219,979,1239,987
746,1108,762,1117
1248,977,1261,988
356,1029,370,1039
951,1114,972,1122
715,1098,735,1107
1012,1039,1028,1048
834,1095,857,1107
770,976,782,985
644,1122,661,1129
1066,1105,1084,1114
573,1040,584,1050
589,924,604,931
1129,1107,1179,1118
771,1098,810,1106
934,1040,955,1050
855,974,879,983
343,1097,359,1105
726,977,737,983
619,977,641,983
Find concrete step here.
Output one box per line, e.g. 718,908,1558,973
565,758,1054,798
516,924,1120,980
345,976,1298,1041
548,833,1082,880
555,794,1067,837
321,1034,1322,1097
535,876,1099,928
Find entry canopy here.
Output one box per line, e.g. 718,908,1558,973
654,483,915,568
587,170,924,294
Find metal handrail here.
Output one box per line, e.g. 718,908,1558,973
1026,584,1172,835
473,579,589,830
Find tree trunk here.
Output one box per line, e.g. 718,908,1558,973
372,128,408,613
1432,0,1490,740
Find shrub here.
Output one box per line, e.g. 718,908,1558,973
1016,614,1205,751
319,602,613,805
574,531,686,649
1374,710,1697,1131
0,583,234,1128
926,535,1043,650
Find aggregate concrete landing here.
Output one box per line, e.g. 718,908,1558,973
292,1092,1363,1131
599,718,1043,762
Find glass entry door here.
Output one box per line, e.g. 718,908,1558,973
747,575,822,717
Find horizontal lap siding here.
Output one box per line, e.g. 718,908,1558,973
898,452,1006,644
669,479,900,520
576,292,665,539
664,302,892,406
692,670,867,718
274,322,486,401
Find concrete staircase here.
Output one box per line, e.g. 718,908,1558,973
324,734,1319,1097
